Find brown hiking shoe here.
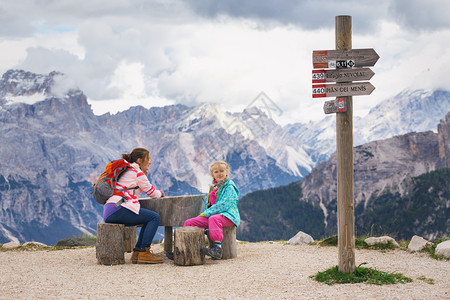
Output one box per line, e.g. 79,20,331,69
131,251,139,264
137,247,163,264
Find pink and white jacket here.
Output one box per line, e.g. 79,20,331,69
105,162,162,214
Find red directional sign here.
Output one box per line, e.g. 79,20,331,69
313,48,379,69
312,82,375,98
312,68,374,83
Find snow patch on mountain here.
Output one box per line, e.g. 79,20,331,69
178,132,211,191
287,89,450,160
0,225,20,244
355,89,450,145
285,145,313,177
4,92,47,105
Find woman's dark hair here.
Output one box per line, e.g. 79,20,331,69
122,148,150,163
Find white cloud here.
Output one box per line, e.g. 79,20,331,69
1,0,450,125
90,60,174,115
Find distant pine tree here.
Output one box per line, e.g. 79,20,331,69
237,182,325,242
355,168,450,240
237,168,450,242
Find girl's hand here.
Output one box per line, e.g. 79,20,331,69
159,189,165,197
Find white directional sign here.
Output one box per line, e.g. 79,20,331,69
312,68,374,83
313,48,379,69
312,82,375,98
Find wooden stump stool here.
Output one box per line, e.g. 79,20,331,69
208,226,237,260
123,226,137,253
96,223,125,265
96,224,137,265
174,226,205,266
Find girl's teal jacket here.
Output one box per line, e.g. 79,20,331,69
203,179,240,227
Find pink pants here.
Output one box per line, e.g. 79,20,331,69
183,214,235,242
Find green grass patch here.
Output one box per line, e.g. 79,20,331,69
0,244,94,252
318,235,398,250
310,264,413,285
367,240,397,250
421,236,449,260
355,236,369,248
417,276,434,284
398,239,409,248
318,235,338,246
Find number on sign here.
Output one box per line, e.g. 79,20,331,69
312,87,325,95
312,73,325,80
335,60,355,69
336,60,347,68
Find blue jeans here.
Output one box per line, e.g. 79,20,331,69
105,207,161,249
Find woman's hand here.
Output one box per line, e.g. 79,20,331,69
159,189,165,197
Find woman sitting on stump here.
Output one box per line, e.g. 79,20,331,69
103,147,165,264
183,161,240,259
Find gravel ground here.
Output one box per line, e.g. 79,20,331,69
0,242,448,299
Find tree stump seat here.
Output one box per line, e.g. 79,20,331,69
96,223,137,265
208,225,237,260
174,226,205,266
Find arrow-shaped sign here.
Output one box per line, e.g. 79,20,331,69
313,48,379,69
312,82,375,98
312,68,374,83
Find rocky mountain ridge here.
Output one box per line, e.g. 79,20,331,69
1,69,449,244
299,110,450,236
286,89,450,158
238,112,450,241
0,70,306,244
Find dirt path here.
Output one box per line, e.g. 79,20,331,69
0,242,448,299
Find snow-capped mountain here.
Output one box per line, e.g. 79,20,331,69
297,110,450,239
0,70,305,244
0,69,449,245
238,111,450,241
286,89,450,157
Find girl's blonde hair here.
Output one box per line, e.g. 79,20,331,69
209,161,230,175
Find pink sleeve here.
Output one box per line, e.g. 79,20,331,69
136,171,162,198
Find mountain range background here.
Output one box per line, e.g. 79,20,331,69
0,69,449,245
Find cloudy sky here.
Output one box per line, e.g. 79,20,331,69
1,0,449,125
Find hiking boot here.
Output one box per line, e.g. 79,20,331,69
166,251,174,260
202,245,223,260
132,247,145,264
131,251,139,264
137,247,163,264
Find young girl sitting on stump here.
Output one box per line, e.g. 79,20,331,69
183,161,240,259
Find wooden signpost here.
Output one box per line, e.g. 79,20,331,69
313,48,379,68
312,82,375,98
323,97,346,114
312,68,374,83
311,15,379,273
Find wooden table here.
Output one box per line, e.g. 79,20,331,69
139,194,205,252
